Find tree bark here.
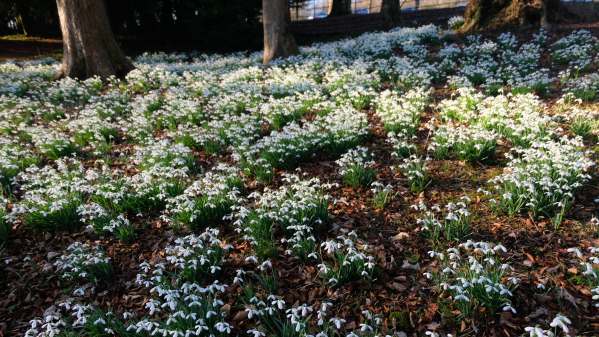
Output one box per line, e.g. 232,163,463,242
56,0,133,79
381,0,401,27
263,0,299,64
330,0,352,16
460,0,560,32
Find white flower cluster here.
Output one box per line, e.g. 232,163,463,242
318,231,376,286
264,66,321,98
444,32,550,94
336,147,375,176
555,103,598,138
245,295,315,337
567,246,599,307
425,241,519,317
438,89,552,147
524,314,572,337
437,87,484,122
236,174,330,259
76,201,112,231
80,211,136,242
370,181,393,209
303,24,439,60
336,146,376,187
172,112,263,155
414,196,471,242
490,137,594,222
563,72,599,101
46,76,102,107
10,159,90,231
373,56,434,90
67,108,120,155
552,29,598,71
398,155,430,193
25,125,78,160
163,228,231,282
447,16,464,30
254,92,321,130
165,163,243,230
323,62,379,110
24,301,100,337
102,213,132,232
374,88,429,134
82,164,189,221
239,106,369,181
387,129,417,158
0,60,55,97
245,296,387,337
53,242,112,284
474,93,552,146
429,122,498,163
77,201,120,233
0,136,38,188
134,138,196,171
131,228,232,337
12,157,188,232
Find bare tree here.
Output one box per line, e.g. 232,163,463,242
56,0,133,79
460,0,561,32
263,0,299,64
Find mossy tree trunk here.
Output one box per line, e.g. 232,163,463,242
460,0,560,32
263,0,299,64
56,0,133,79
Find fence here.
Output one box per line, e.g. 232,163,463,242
561,0,599,21
290,0,599,22
289,6,465,36
290,0,467,21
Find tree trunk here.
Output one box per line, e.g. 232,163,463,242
381,0,401,27
263,0,299,64
330,0,352,16
56,0,133,79
460,0,560,32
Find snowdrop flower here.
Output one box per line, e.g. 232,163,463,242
245,255,258,264
567,247,582,258
549,314,571,334
259,260,272,271
248,329,265,337
524,326,553,337
330,317,346,329
425,332,440,337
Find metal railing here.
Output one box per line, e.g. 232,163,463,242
290,0,470,21
290,0,382,21
289,0,331,21
289,0,599,21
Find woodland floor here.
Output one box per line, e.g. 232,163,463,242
1,22,599,337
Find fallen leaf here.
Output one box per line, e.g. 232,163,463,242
393,232,410,241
